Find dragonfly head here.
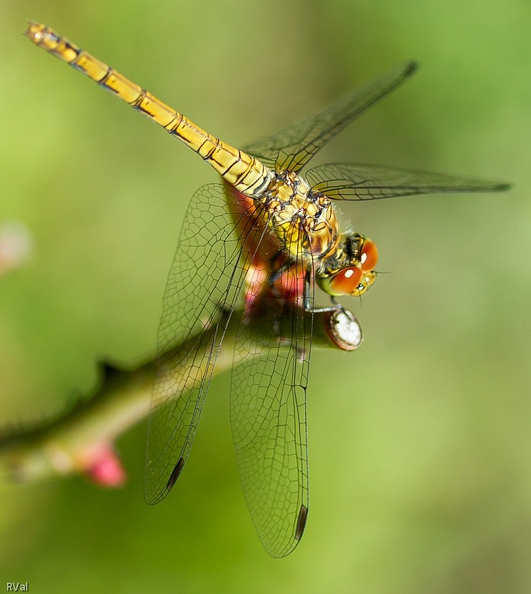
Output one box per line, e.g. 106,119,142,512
316,233,378,297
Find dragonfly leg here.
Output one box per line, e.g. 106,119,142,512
267,255,343,314
303,268,343,314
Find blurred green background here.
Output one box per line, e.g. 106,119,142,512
1,0,530,592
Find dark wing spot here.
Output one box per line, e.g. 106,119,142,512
166,458,185,491
295,504,309,541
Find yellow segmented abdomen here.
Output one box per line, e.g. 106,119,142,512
24,22,272,197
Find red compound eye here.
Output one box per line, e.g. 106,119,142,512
329,266,363,295
360,239,378,271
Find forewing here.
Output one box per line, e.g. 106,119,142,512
306,162,510,200
243,62,417,174
145,184,254,504
230,246,313,557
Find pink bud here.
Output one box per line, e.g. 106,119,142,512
84,443,127,488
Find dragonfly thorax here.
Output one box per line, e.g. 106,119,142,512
260,171,339,261
316,233,378,297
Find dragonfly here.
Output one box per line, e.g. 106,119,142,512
25,23,509,557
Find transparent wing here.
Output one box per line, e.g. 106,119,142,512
145,184,255,504
306,162,510,200
243,62,417,174
230,247,313,558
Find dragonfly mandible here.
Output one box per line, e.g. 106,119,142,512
25,23,509,557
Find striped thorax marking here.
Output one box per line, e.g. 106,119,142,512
258,172,340,261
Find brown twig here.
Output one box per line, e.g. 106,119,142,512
0,306,361,488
